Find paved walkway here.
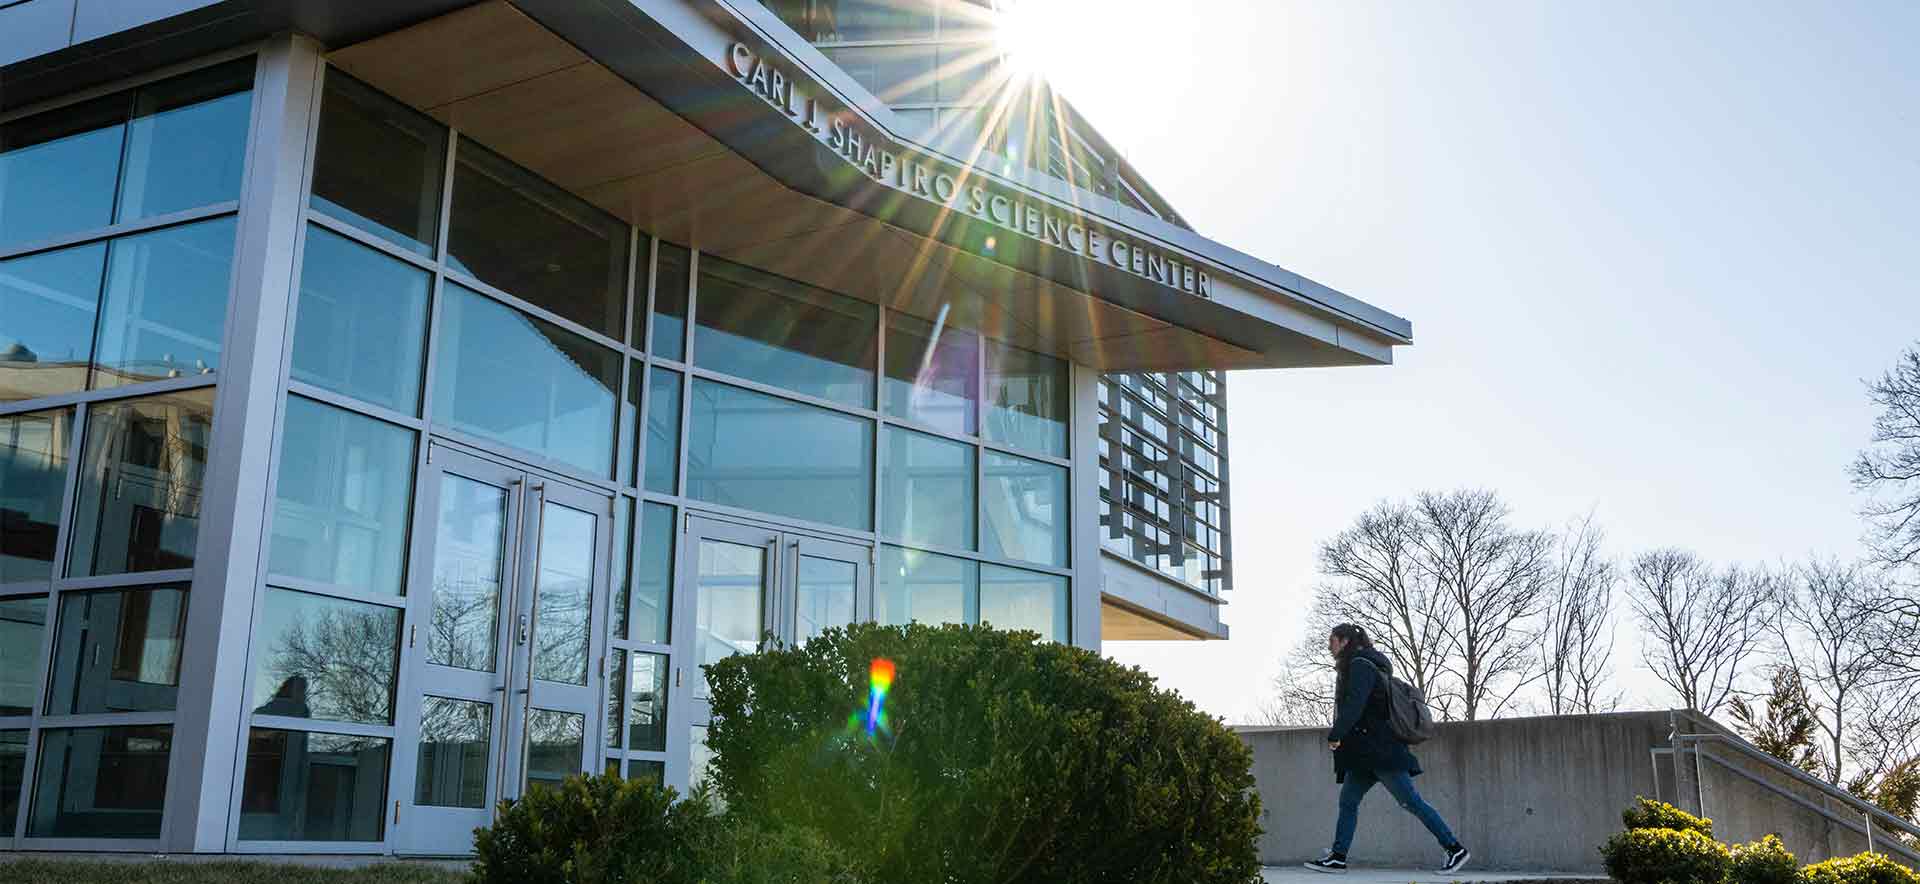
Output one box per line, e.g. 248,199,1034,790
1262,867,1606,884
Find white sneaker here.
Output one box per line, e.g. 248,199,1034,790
1303,853,1348,874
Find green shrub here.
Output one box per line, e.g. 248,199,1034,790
1623,796,1716,838
471,773,861,884
1600,827,1733,884
1801,852,1920,884
704,622,1264,884
1731,835,1801,884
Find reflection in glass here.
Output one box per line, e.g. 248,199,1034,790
0,95,124,250
47,586,186,714
115,59,253,224
67,389,213,576
796,556,857,646
524,709,585,791
0,730,24,836
427,474,506,672
531,503,595,686
630,759,664,784
628,652,668,752
309,72,446,256
448,140,626,338
884,310,976,436
0,408,74,581
820,45,936,103
290,226,431,413
632,502,674,645
432,284,618,476
27,725,172,838
980,564,1068,642
881,427,974,552
0,597,48,714
686,380,873,531
984,341,1068,457
643,367,682,495
695,539,764,697
877,545,973,627
252,587,398,725
0,245,105,403
90,216,238,390
269,397,414,594
611,499,632,639
239,728,390,841
982,451,1068,568
415,697,491,809
694,256,875,408
651,243,689,362
606,649,626,748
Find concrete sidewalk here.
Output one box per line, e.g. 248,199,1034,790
1261,867,1607,884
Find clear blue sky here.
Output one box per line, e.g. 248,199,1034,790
1018,0,1920,721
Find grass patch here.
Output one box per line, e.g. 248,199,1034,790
0,859,468,884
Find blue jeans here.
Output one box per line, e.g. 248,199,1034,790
1332,769,1458,856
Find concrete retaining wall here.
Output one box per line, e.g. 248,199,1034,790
1239,710,1920,873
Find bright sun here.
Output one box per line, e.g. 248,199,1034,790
993,0,1072,79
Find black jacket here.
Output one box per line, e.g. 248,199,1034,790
1327,647,1421,782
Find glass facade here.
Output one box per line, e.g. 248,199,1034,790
1098,371,1232,595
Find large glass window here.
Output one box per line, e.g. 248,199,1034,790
268,397,415,595
643,368,682,495
980,564,1067,642
626,652,668,752
447,139,626,339
0,96,125,250
694,257,876,408
883,310,976,436
0,596,48,714
90,217,238,391
67,389,214,577
821,45,936,104
881,426,974,551
524,709,584,791
811,0,935,41
686,379,873,531
981,450,1067,568
27,725,173,839
290,226,431,413
631,502,674,644
251,587,399,726
432,283,619,476
1,408,73,582
114,60,254,224
0,245,105,403
877,545,973,627
795,555,856,645
239,728,390,841
45,586,186,714
426,475,507,672
693,539,764,697
610,500,632,639
984,342,1068,457
309,72,446,257
651,244,689,362
0,729,24,836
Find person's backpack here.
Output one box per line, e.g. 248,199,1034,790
1356,657,1437,745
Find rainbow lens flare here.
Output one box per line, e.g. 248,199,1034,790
853,657,896,740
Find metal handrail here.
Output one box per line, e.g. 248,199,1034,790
1673,729,1920,844
1690,746,1920,866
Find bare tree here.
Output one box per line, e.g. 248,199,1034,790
1254,664,1336,728
1853,344,1920,569
1539,514,1620,715
1626,550,1776,716
1771,558,1894,784
1311,500,1455,712
1415,490,1554,720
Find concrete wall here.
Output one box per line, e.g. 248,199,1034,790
1241,710,1920,872
1241,711,1674,871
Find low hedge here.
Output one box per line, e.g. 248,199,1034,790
1623,796,1715,838
1730,835,1800,884
1600,827,1732,884
1800,852,1920,884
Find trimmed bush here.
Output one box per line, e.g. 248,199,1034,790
1801,852,1920,884
704,622,1265,884
1600,827,1732,884
471,773,860,884
1623,796,1716,838
1731,835,1801,884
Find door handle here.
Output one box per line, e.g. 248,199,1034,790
517,613,530,645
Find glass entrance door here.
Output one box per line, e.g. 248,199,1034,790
395,445,610,853
675,515,870,791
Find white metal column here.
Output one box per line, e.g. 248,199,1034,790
1068,361,1103,652
162,34,326,853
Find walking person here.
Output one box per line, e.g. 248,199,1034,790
1304,623,1471,874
